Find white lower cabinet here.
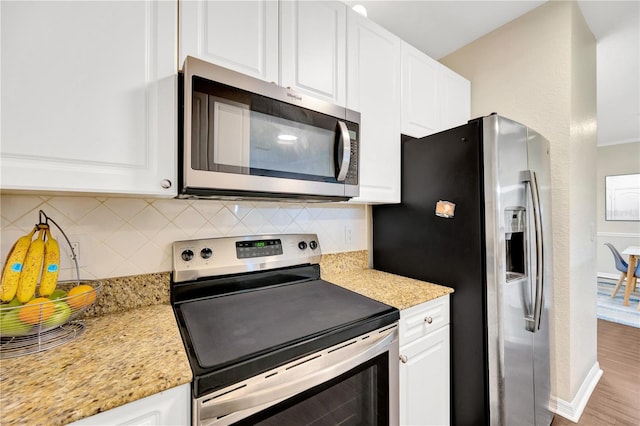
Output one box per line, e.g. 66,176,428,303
69,383,190,426
399,296,450,426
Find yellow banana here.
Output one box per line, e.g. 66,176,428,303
0,227,37,302
38,229,60,297
16,228,46,303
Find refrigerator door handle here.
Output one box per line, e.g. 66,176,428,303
522,170,544,332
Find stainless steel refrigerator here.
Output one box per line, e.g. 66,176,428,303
372,114,553,426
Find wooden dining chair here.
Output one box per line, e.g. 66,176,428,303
604,243,640,299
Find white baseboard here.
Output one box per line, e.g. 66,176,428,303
551,362,603,422
597,232,640,238
598,272,621,281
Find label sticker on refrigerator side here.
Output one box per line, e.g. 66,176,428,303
435,200,456,218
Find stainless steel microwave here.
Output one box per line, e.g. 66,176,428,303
178,56,360,201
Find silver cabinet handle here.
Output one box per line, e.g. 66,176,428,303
424,316,433,324
399,354,408,364
161,179,172,189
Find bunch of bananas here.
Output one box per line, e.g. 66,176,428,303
0,224,60,303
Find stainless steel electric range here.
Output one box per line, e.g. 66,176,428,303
170,234,400,426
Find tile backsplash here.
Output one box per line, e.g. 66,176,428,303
0,195,368,280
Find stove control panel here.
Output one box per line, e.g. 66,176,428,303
236,239,283,258
172,234,321,282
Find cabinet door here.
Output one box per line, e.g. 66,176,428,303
401,41,441,138
399,326,451,426
347,10,401,204
1,1,176,197
280,1,346,106
69,384,190,425
441,66,471,130
179,0,278,82
400,295,450,346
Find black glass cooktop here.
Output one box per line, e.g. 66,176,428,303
181,279,393,368
172,266,399,397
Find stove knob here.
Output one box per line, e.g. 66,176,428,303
309,240,318,250
298,241,307,250
181,249,194,262
201,247,213,259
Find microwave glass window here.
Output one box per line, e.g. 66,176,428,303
191,77,355,183
249,111,334,178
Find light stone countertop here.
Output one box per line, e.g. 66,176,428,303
320,251,454,310
324,268,454,310
0,304,192,426
0,250,453,425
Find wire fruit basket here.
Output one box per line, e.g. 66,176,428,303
0,211,101,358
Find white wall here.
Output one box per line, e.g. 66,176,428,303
0,194,368,280
596,141,640,278
441,0,598,419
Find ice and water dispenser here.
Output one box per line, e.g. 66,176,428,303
505,208,527,281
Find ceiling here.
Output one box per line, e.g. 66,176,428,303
343,0,640,147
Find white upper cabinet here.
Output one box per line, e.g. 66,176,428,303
179,0,278,82
1,1,177,197
280,1,347,106
441,66,471,130
179,0,347,107
401,41,441,138
400,41,470,139
347,9,401,204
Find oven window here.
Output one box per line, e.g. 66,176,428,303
232,353,389,426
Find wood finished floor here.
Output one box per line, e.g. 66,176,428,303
551,319,640,426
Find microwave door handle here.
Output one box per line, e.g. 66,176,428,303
336,121,351,182
522,170,544,332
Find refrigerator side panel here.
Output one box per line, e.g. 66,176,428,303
373,121,489,425
484,114,536,426
527,129,554,426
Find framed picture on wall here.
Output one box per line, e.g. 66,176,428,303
605,173,640,221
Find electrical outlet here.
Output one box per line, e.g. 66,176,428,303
344,226,353,244
69,242,81,265
60,235,88,269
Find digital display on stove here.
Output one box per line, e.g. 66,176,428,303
236,239,283,258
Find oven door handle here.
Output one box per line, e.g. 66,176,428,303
198,329,396,424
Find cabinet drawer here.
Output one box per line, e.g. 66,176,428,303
400,295,450,346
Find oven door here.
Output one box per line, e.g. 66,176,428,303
181,56,359,200
194,325,399,426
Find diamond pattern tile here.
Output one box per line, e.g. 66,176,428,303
48,196,101,223
173,207,208,237
0,195,43,223
104,198,149,221
241,209,268,234
211,207,240,234
152,199,191,221
190,200,225,220
129,205,170,240
0,194,367,279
